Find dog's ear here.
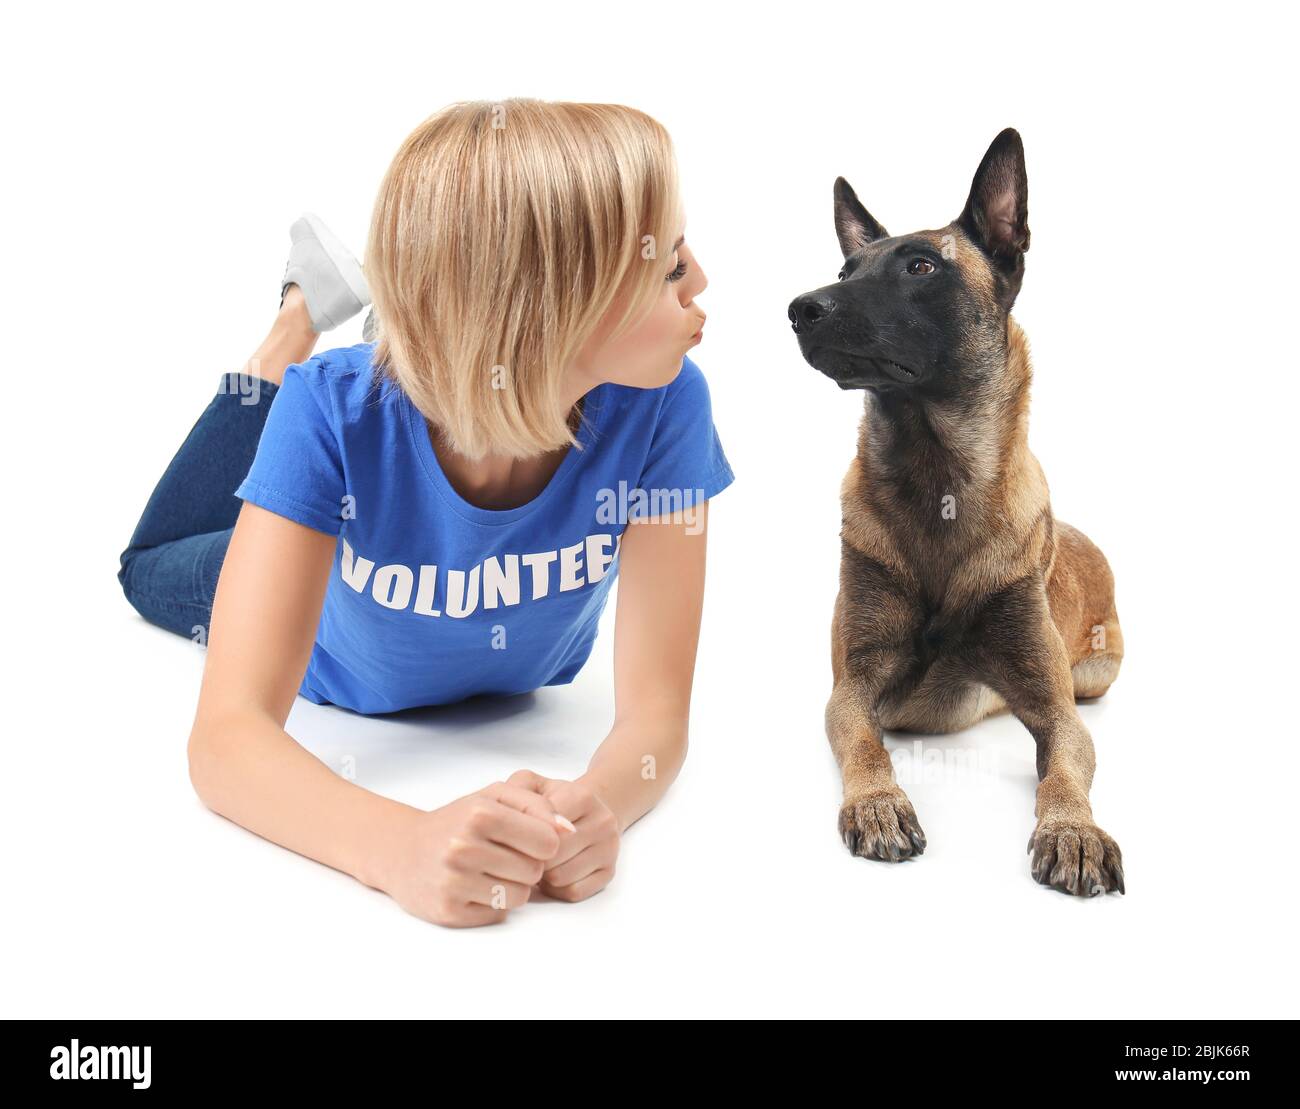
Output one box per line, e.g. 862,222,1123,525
957,128,1030,262
834,177,888,259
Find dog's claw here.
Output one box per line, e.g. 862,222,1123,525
838,788,926,864
1028,819,1124,897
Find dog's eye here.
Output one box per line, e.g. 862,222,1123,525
837,269,847,281
907,258,936,275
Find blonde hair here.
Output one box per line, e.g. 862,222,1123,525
365,98,684,460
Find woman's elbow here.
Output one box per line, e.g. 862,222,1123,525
187,719,227,810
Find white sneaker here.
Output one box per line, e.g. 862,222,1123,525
280,213,371,332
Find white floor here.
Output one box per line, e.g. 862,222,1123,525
7,486,1296,1018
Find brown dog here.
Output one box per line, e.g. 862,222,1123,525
787,129,1124,896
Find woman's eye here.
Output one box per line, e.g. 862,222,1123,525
907,258,936,275
667,258,688,283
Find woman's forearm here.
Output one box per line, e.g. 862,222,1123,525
578,718,689,833
188,713,419,893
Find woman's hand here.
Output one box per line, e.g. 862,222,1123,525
384,781,574,928
507,770,620,902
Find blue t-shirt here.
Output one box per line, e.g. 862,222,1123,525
233,342,735,714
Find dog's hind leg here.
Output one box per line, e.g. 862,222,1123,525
1049,521,1125,700
1072,628,1123,699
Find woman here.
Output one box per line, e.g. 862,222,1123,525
117,99,734,928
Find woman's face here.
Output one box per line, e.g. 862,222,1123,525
573,222,708,393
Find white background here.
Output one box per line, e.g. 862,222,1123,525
3,0,1296,1019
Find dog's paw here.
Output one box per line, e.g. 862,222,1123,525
839,789,926,861
1027,819,1125,896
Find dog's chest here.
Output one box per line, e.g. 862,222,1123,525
875,598,1008,731
912,606,971,667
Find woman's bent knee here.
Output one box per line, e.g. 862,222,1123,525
117,542,214,641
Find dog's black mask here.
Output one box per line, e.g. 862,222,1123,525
788,128,1031,397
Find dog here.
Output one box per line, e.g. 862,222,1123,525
787,128,1125,896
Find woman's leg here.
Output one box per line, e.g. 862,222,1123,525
118,287,319,638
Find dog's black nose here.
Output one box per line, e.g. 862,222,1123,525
788,292,837,334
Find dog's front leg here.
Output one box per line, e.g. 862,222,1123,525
976,578,1126,896
827,646,926,862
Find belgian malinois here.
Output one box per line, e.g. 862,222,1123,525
787,128,1125,896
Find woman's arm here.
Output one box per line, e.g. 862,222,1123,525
188,502,567,927
511,501,711,902
187,502,414,887
579,498,711,832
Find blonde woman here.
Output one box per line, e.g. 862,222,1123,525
118,100,732,928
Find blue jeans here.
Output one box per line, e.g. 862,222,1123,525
118,372,281,638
